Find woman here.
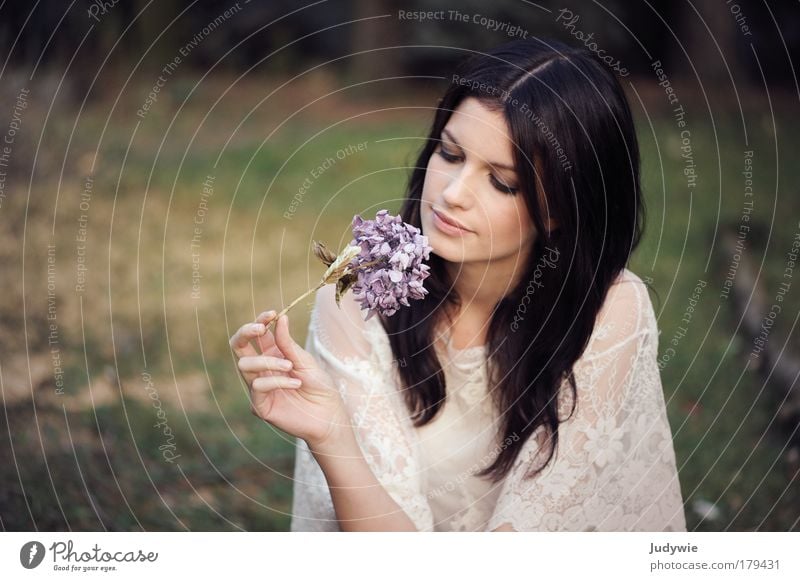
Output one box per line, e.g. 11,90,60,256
230,38,686,531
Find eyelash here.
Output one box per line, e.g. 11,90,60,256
436,148,519,195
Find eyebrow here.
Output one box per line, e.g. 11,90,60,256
440,128,517,172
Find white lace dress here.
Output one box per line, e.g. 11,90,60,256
290,268,686,531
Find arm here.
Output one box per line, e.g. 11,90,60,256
309,428,417,531
232,298,431,531
291,284,434,532
492,523,516,532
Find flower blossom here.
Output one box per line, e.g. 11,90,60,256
269,210,432,329
348,209,432,320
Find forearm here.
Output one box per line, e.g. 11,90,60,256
309,430,417,532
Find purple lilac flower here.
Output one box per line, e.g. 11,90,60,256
348,210,432,320
271,210,433,333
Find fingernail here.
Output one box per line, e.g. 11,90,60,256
288,378,302,387
253,323,265,333
279,360,292,371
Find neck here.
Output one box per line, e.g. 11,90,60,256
444,251,529,320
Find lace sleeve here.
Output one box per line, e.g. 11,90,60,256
290,284,435,532
487,271,686,531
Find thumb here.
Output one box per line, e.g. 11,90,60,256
274,314,314,370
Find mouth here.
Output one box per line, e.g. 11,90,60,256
431,208,472,235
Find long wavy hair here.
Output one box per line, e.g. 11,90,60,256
379,38,644,483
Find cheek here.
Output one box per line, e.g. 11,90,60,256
484,204,535,247
422,159,446,198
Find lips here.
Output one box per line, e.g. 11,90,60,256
432,208,471,232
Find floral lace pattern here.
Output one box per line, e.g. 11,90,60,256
290,269,686,531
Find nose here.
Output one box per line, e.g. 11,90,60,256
441,165,474,209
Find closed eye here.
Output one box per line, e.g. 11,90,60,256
436,148,462,164
435,147,519,196
489,174,518,195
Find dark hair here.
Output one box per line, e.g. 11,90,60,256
380,38,644,483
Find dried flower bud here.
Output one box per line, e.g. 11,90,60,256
321,244,361,286
312,240,337,267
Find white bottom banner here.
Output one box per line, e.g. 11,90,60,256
1,532,797,580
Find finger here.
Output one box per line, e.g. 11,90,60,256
255,310,277,324
252,375,302,392
254,311,279,353
274,314,314,369
238,355,293,374
230,322,267,358
255,328,277,356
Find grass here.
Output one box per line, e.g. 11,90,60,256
1,72,798,531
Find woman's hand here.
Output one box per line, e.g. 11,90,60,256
230,311,351,450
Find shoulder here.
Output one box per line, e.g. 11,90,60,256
313,283,368,328
607,268,650,308
309,284,387,363
561,269,658,413
599,268,654,333
581,268,657,361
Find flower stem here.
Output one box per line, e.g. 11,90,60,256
269,280,327,332
267,257,381,332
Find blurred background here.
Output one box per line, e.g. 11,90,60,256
1,0,798,531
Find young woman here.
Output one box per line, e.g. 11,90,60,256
230,38,686,531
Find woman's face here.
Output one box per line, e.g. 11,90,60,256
420,97,536,265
